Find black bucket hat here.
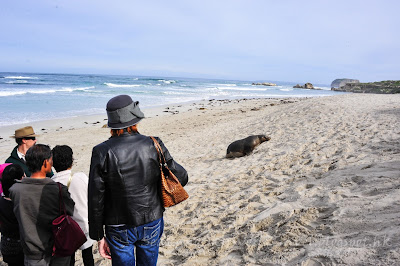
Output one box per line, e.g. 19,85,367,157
106,95,145,129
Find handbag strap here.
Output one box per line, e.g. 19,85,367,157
57,182,67,216
67,173,73,189
150,136,169,171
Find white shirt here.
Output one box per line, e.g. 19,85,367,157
17,149,25,161
52,170,95,249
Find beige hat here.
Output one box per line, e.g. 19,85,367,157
10,126,38,139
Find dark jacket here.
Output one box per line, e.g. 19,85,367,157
88,132,188,240
0,197,22,249
0,197,20,239
9,178,74,260
0,197,23,258
6,146,53,177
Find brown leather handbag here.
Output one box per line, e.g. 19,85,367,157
151,136,189,207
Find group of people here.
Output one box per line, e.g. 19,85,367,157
0,95,189,266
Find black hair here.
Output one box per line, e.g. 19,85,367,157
2,164,24,197
25,144,52,173
52,145,73,172
16,138,23,145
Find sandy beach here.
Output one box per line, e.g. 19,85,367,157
1,94,399,265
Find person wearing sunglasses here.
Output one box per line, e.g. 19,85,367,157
5,126,53,177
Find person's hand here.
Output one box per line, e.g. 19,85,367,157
98,238,112,260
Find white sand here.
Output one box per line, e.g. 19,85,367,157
1,94,399,265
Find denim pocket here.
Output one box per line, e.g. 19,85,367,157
143,219,162,246
106,227,129,249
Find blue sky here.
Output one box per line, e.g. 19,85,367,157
1,0,399,84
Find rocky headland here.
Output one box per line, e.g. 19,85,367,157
332,80,400,94
331,78,360,89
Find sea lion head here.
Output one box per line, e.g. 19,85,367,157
259,135,271,143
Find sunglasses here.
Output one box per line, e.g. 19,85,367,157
24,137,36,141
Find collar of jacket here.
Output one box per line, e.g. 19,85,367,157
11,146,20,160
110,131,140,139
19,177,55,185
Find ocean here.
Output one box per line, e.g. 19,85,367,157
0,72,345,127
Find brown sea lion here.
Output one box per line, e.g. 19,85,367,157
226,135,271,158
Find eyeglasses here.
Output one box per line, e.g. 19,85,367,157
24,137,36,141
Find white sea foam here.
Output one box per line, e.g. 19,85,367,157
0,86,93,97
29,89,73,94
280,88,293,91
4,76,38,79
163,91,186,95
104,83,141,88
6,80,28,84
158,80,176,84
57,86,94,92
319,86,331,90
213,83,237,87
216,86,268,91
208,90,230,96
0,91,27,97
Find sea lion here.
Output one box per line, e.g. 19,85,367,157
226,135,271,158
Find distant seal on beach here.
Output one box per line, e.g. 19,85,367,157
226,135,271,158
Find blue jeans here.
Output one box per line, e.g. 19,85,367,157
105,218,164,266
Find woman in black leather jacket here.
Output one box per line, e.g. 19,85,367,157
88,95,188,266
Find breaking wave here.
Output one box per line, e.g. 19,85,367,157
104,83,141,88
0,86,94,97
3,76,38,79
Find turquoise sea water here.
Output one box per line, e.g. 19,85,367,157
0,72,345,126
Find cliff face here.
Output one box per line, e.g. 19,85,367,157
332,80,400,94
331,79,360,88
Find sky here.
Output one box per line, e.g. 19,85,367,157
1,0,399,84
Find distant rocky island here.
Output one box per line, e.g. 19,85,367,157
332,80,400,94
293,83,321,90
252,82,277,86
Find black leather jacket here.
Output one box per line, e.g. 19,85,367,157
88,132,188,240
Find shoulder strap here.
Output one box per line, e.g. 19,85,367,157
57,182,67,215
150,136,169,170
67,173,73,189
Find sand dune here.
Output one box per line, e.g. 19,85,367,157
0,94,399,265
